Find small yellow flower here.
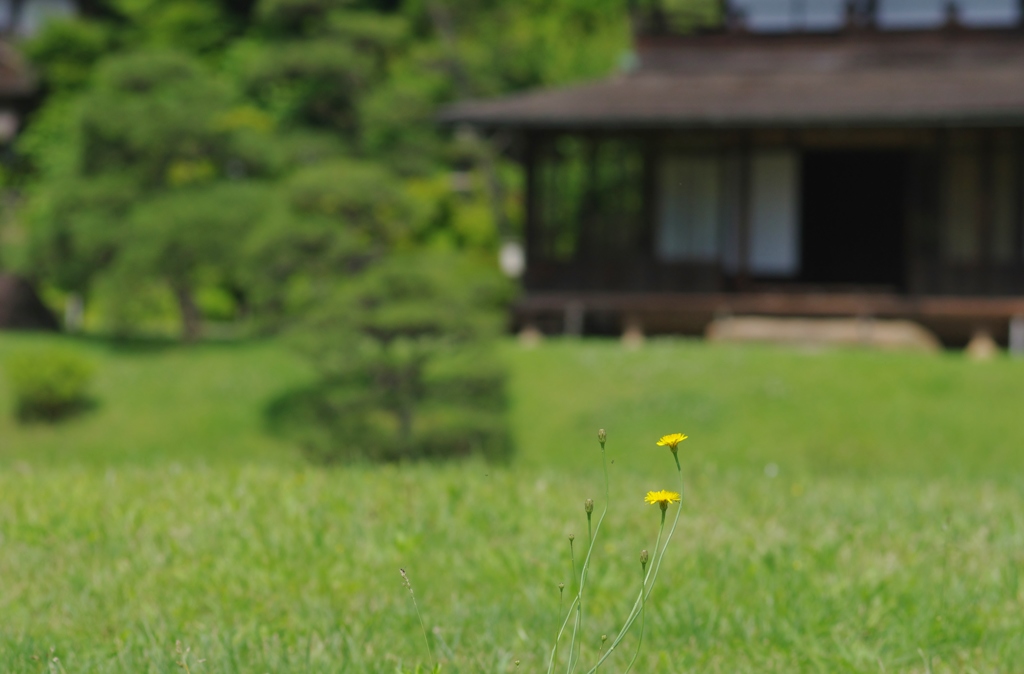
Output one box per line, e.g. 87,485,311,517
645,490,681,510
656,433,688,453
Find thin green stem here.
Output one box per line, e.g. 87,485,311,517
584,461,682,674
548,594,581,670
547,563,586,672
400,569,434,668
573,444,610,667
568,448,609,673
411,593,433,666
569,602,585,671
643,461,684,605
569,539,578,594
550,445,611,674
586,514,665,673
566,538,579,674
623,561,648,674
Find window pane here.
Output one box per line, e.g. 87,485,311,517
732,0,846,32
803,0,848,30
958,0,1020,27
877,0,947,29
736,0,795,32
991,144,1017,264
19,0,77,36
0,1,12,32
749,151,801,276
878,0,1020,28
941,149,981,264
657,155,721,262
728,0,1020,30
534,136,645,264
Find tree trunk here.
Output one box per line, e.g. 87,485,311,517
172,283,202,343
0,275,60,331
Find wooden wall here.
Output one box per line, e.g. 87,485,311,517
523,127,1024,296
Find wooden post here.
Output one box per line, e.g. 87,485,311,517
640,132,658,283
736,133,753,290
1010,314,1024,355
933,128,950,294
1015,130,1024,264
717,0,729,26
864,0,878,27
524,132,539,276
564,300,585,337
901,147,921,294
979,130,995,290
580,134,599,261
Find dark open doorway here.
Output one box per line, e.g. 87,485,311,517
800,151,908,289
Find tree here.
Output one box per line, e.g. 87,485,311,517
239,158,413,329
118,182,272,340
11,0,641,340
227,0,410,141
15,49,269,338
274,250,512,463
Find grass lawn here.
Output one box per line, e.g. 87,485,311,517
2,335,1024,672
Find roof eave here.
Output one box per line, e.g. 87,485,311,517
439,111,1024,131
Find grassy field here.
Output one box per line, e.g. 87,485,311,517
2,335,1024,672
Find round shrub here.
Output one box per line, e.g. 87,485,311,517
5,347,96,421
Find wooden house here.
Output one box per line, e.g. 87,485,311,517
443,0,1024,344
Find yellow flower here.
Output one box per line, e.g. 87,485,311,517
656,433,688,453
645,490,681,509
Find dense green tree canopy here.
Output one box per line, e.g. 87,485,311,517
11,0,638,337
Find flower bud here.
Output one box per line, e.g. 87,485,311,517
558,582,565,592
640,549,649,567
597,429,607,447
601,634,608,643
568,533,575,543
584,498,594,514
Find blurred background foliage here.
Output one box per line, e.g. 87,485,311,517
10,0,637,338
0,0,649,458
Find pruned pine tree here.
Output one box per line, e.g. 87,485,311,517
280,252,512,463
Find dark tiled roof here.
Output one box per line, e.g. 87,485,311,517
441,30,1024,128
